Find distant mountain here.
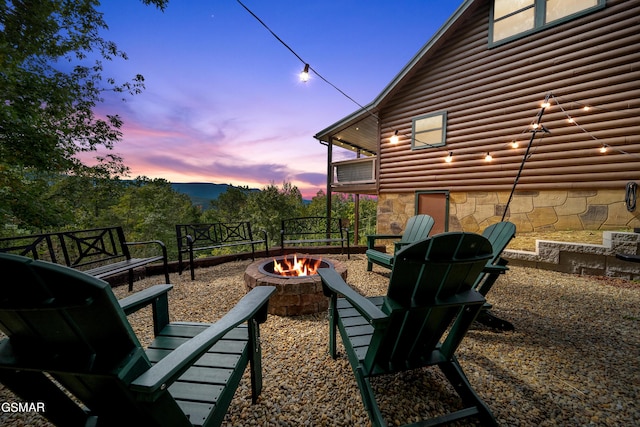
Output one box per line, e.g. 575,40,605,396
170,183,259,209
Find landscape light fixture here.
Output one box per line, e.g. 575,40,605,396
300,64,310,82
390,130,399,144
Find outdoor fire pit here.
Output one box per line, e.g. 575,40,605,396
244,254,347,316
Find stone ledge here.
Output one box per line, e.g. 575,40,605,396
504,231,640,280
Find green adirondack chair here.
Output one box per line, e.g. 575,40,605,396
320,232,498,427
473,221,517,330
365,214,435,271
0,253,275,427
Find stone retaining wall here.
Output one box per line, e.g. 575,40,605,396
503,231,640,280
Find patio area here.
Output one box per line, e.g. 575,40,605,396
1,254,638,426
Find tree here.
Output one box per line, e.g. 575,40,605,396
245,182,305,246
0,0,168,230
202,186,253,223
108,177,200,258
306,190,377,245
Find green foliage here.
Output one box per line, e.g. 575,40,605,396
0,0,377,256
106,177,200,258
306,190,377,245
243,182,305,246
202,186,252,223
0,0,165,230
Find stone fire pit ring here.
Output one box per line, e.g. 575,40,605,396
244,254,347,316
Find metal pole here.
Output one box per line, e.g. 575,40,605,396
326,138,333,232
501,94,551,221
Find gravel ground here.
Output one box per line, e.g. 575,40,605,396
1,254,639,426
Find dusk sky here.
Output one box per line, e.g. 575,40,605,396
92,1,461,198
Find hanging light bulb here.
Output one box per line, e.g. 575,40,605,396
445,152,453,163
390,130,399,144
583,105,590,111
541,101,550,108
567,116,574,124
485,152,493,162
299,64,310,82
600,144,608,153
511,140,519,149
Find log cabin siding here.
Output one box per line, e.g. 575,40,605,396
377,0,640,194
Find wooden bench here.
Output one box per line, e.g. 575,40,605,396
0,226,169,291
280,216,350,258
176,222,269,280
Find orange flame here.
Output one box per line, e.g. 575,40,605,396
272,254,322,276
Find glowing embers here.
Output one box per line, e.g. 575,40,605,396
272,254,322,277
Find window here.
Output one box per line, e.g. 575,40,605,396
412,112,447,150
491,0,604,44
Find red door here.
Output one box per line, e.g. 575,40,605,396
416,191,449,234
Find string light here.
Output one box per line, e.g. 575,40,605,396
234,0,638,170
299,64,310,82
236,0,379,122
390,130,399,144
550,93,640,160
236,2,629,167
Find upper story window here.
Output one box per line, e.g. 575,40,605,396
412,112,447,150
491,0,605,45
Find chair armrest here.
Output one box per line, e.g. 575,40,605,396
124,239,166,249
483,264,509,275
130,285,275,400
393,241,412,252
124,240,168,259
318,268,386,324
366,234,402,249
118,284,173,315
616,253,640,263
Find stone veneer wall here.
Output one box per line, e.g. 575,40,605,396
376,190,640,279
376,189,640,235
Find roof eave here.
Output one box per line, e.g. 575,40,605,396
314,0,477,143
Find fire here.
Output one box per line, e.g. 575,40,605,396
273,254,322,276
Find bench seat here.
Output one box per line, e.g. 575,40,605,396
280,217,350,258
176,222,269,280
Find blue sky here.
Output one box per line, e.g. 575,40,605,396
93,0,461,197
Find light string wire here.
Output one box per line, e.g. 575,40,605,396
236,0,379,123
549,93,640,159
234,1,637,163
